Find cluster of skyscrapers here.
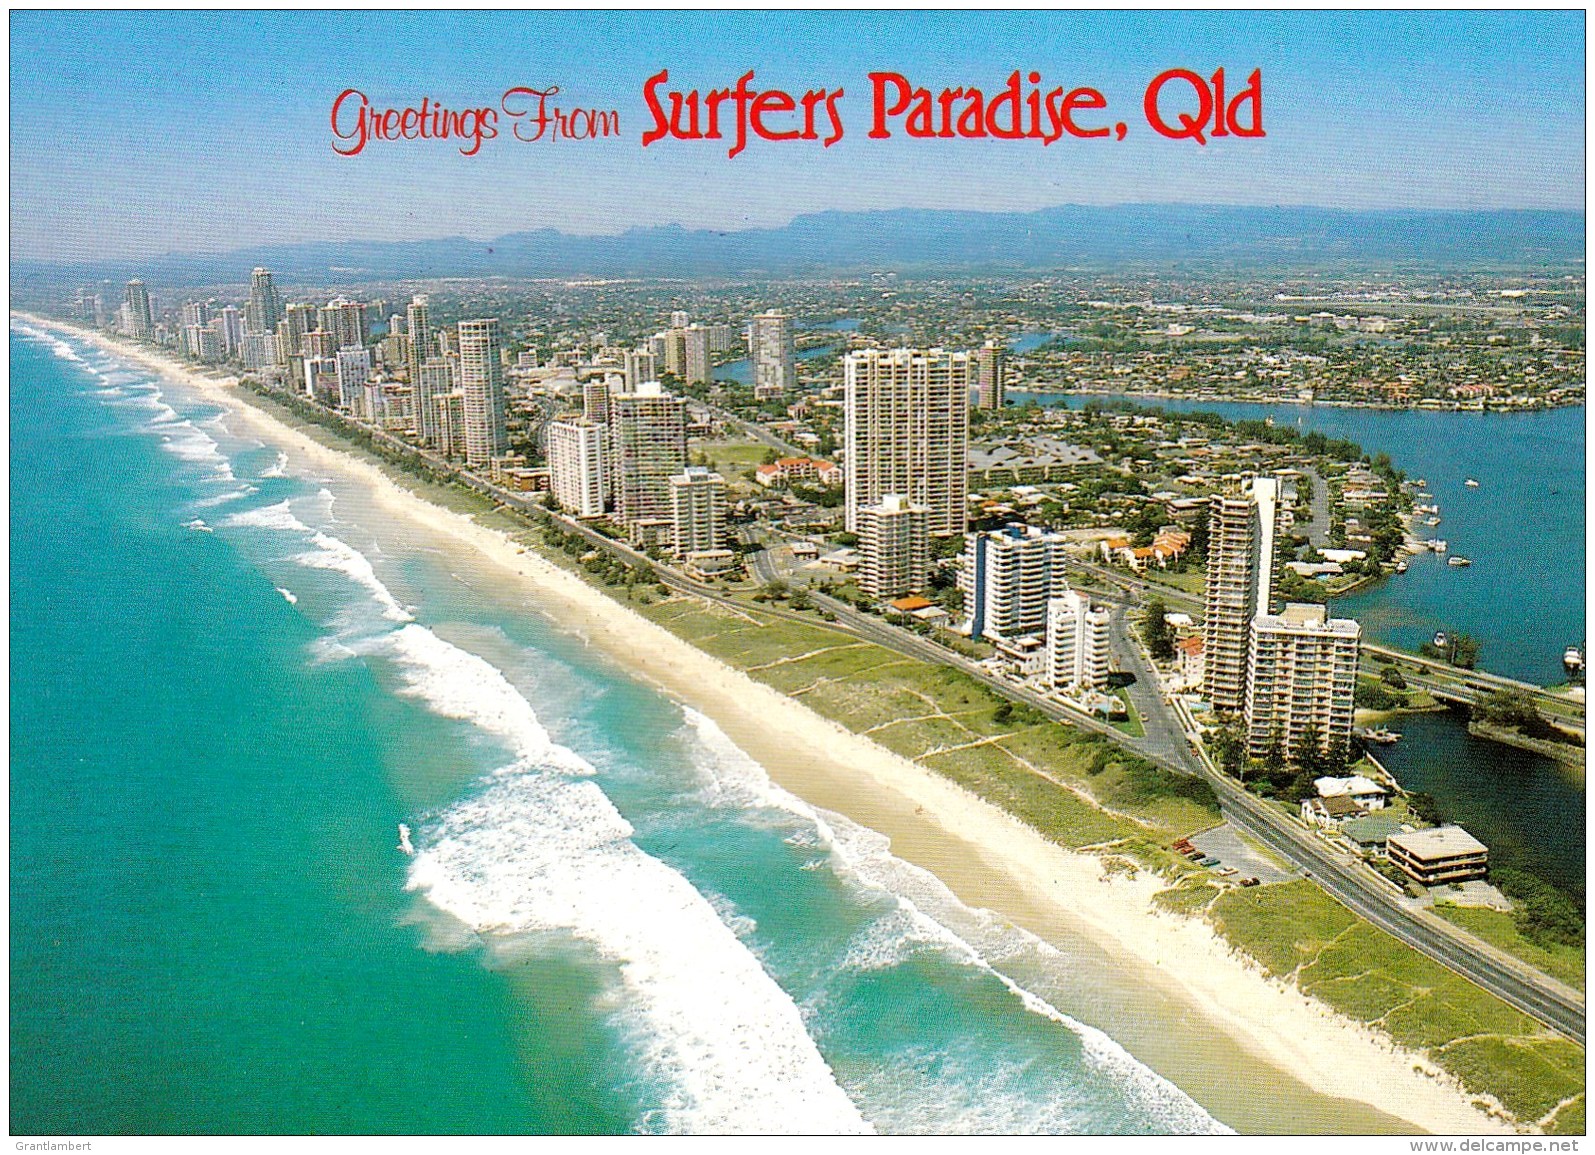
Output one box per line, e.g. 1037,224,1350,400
1203,477,1361,761
105,271,511,469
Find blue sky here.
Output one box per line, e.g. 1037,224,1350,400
10,10,1585,262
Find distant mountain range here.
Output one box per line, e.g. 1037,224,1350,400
15,205,1584,287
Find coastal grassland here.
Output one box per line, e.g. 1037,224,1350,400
1432,903,1585,992
1197,881,1584,1129
637,593,1220,853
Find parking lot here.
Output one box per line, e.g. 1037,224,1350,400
1185,823,1301,886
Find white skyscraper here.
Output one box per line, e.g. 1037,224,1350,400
959,525,1072,640
683,325,712,386
456,319,508,467
844,348,971,537
335,346,373,416
669,467,727,556
1203,477,1280,713
547,418,608,518
1244,603,1360,759
858,494,929,599
610,381,687,528
406,296,435,442
124,280,153,340
623,347,658,390
1046,591,1112,692
749,310,796,400
245,267,282,335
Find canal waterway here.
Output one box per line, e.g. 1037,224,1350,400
1030,393,1586,897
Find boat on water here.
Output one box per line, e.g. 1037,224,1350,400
1395,560,1409,573
1424,516,1442,526
397,823,414,856
1430,539,1448,553
1565,647,1584,672
1447,556,1472,567
1465,478,1480,488
1358,728,1401,745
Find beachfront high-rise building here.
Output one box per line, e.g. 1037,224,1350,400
750,310,796,400
976,342,1007,410
416,360,454,445
670,310,691,329
124,280,153,340
405,297,436,442
843,348,971,538
433,392,468,459
959,525,1072,640
241,331,279,372
669,467,727,556
245,268,282,335
683,325,712,386
1243,603,1360,760
1046,591,1112,692
858,494,929,599
456,319,509,468
320,298,367,351
1203,477,1280,713
219,306,244,356
610,382,687,528
335,346,373,416
279,302,314,359
547,418,608,519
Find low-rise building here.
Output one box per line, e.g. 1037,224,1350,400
1313,775,1389,811
1387,826,1489,885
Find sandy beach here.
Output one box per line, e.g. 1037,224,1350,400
19,314,1512,1135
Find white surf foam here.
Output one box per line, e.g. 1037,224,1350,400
672,709,1229,1135
292,531,413,622
276,587,298,605
223,499,313,534
261,451,291,478
393,625,868,1135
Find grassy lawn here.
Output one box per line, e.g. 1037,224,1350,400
1111,687,1145,738
1433,903,1585,992
1207,881,1584,1128
692,438,772,477
1140,568,1206,597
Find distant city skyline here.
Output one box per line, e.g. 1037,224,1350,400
10,10,1585,263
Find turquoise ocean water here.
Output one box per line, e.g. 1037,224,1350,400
10,325,1231,1135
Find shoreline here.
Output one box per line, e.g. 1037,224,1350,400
1007,386,1583,413
16,315,1513,1135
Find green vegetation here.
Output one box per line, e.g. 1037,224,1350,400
1476,689,1583,747
1207,881,1584,1127
636,594,1219,851
1490,867,1586,952
1139,597,1175,661
1432,903,1584,992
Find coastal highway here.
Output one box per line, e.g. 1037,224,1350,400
261,392,1587,1046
